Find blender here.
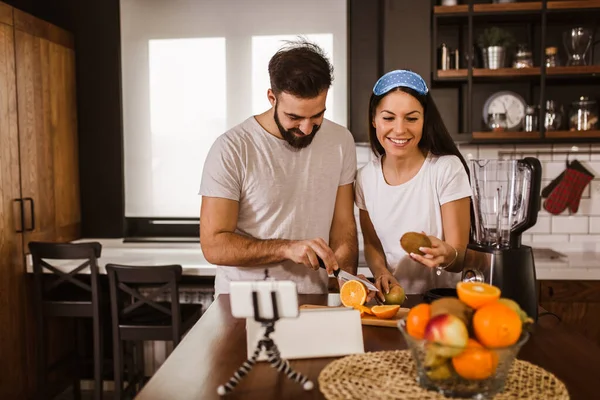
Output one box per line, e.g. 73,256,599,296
462,158,542,321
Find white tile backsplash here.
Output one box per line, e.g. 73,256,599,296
531,234,570,243
542,161,568,180
459,145,479,161
551,144,591,161
551,216,589,234
513,145,553,161
590,217,600,234
356,145,372,166
478,145,515,160
591,144,600,161
527,216,551,234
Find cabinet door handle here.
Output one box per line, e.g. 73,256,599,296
548,286,554,298
23,197,35,231
13,199,24,233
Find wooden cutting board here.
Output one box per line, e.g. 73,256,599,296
299,304,410,328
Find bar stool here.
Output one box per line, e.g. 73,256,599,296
106,264,203,398
29,241,105,400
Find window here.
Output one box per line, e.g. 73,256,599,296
120,0,347,236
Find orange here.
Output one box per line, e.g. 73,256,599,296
340,280,367,308
406,303,431,339
456,281,501,309
371,305,400,319
452,338,499,380
473,301,522,348
354,304,374,316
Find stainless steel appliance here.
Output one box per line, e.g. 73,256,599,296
462,158,542,320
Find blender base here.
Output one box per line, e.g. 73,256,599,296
462,243,538,321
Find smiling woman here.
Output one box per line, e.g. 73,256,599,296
356,70,472,296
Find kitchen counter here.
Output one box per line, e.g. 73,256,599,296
135,294,600,400
25,238,600,280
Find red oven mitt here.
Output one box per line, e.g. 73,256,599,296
543,160,594,215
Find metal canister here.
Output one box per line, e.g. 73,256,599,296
440,43,450,70
524,105,538,132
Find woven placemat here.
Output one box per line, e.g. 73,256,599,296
318,350,569,400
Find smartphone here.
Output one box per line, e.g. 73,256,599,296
230,280,299,320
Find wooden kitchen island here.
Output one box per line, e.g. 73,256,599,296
136,295,600,400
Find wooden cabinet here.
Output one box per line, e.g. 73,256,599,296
0,2,80,398
539,280,600,347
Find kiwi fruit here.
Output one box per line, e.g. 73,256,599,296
498,298,534,324
430,297,474,327
425,360,453,381
384,285,406,305
400,232,432,256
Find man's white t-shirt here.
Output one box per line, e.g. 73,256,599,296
355,153,472,294
200,117,357,296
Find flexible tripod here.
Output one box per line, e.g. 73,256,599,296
217,288,313,396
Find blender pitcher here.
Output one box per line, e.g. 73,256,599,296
470,158,541,248
463,157,542,321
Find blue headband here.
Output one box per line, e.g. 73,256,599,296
372,70,429,96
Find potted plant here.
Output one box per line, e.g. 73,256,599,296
477,27,515,69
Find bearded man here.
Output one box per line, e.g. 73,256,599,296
199,39,358,296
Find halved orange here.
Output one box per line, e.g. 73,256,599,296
340,280,367,308
456,282,501,309
371,304,400,319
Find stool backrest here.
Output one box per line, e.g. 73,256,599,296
28,241,102,304
106,264,183,337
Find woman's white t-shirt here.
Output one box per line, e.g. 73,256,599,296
355,153,473,294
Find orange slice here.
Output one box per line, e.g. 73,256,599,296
371,304,400,319
354,304,374,316
340,280,367,308
456,281,501,309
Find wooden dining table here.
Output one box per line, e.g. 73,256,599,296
136,294,600,400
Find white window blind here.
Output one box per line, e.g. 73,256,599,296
120,0,348,218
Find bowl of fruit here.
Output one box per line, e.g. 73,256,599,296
398,282,532,399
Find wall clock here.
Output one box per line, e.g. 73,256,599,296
482,91,527,131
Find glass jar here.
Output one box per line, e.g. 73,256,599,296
545,47,560,67
544,100,563,131
523,105,539,132
513,44,533,68
569,96,599,131
488,113,508,132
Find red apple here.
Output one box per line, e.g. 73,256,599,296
424,314,469,357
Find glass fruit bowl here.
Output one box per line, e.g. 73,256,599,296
398,319,529,399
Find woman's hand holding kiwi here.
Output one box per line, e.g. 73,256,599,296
401,231,457,270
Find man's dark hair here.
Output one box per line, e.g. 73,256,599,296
268,38,333,98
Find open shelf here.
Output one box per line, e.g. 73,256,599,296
547,0,600,10
547,66,600,77
435,66,600,81
432,1,600,145
473,2,542,13
472,131,541,140
545,130,600,139
433,5,468,15
434,1,600,15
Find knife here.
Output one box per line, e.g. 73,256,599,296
317,257,379,292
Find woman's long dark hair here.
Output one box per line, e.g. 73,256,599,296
367,86,470,178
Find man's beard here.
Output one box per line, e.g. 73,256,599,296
274,104,321,150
